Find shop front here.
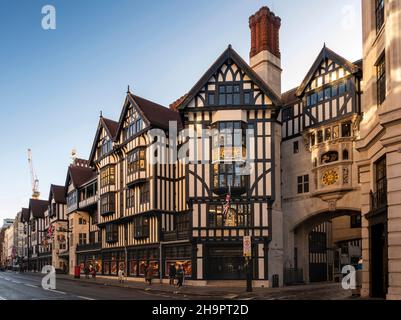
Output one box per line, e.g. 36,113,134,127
205,244,248,280
163,244,192,279
128,247,159,278
77,252,102,273
102,250,125,276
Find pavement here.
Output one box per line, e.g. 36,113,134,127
0,270,360,300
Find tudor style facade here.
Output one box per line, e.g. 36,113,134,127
73,7,284,285
26,199,48,271
14,4,401,297
172,43,282,284
65,158,99,275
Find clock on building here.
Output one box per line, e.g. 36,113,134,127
322,169,339,185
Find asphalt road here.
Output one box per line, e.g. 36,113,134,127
0,271,183,300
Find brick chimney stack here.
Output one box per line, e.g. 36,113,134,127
249,7,282,97
249,6,281,58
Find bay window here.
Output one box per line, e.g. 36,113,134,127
100,166,115,188
127,148,146,175
100,193,115,215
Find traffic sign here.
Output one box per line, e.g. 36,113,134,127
243,236,252,257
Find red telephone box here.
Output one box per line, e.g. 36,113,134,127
74,266,80,279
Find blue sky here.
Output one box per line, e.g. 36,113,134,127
0,0,362,221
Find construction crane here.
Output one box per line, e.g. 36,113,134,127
27,149,40,199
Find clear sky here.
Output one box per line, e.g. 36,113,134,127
0,0,362,221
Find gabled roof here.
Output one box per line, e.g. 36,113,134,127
169,94,188,111
21,208,30,223
102,117,119,138
296,45,361,97
29,199,48,219
114,92,183,139
88,116,118,163
281,88,300,106
49,184,66,204
179,45,281,109
65,164,96,190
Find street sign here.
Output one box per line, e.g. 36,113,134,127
243,236,252,257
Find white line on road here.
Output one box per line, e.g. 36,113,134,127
48,289,66,295
11,281,21,284
0,296,6,300
24,284,38,288
77,296,95,300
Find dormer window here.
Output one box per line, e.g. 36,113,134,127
125,108,143,140
98,137,112,158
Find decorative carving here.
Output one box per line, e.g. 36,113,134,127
328,200,337,212
343,167,349,184
321,151,339,164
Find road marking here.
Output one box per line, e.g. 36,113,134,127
11,281,21,284
77,296,95,300
0,296,6,300
24,284,38,288
4,277,10,281
48,289,66,295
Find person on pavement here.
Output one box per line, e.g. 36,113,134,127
84,265,90,279
176,265,184,288
169,264,176,286
145,265,153,285
118,267,125,283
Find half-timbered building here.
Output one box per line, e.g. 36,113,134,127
90,93,186,279
171,42,282,284
47,185,68,273
65,158,98,274
27,199,48,271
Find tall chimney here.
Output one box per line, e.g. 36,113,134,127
249,7,282,97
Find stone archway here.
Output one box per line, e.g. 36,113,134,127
292,209,361,284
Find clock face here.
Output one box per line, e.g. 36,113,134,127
322,170,339,185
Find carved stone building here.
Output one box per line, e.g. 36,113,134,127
357,0,401,300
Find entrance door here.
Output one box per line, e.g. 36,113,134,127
309,223,329,282
371,223,388,298
206,246,246,280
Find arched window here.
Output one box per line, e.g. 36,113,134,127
343,149,349,160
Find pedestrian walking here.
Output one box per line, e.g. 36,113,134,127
169,264,176,286
92,265,97,279
84,265,90,279
145,265,153,285
118,266,125,283
176,265,184,288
